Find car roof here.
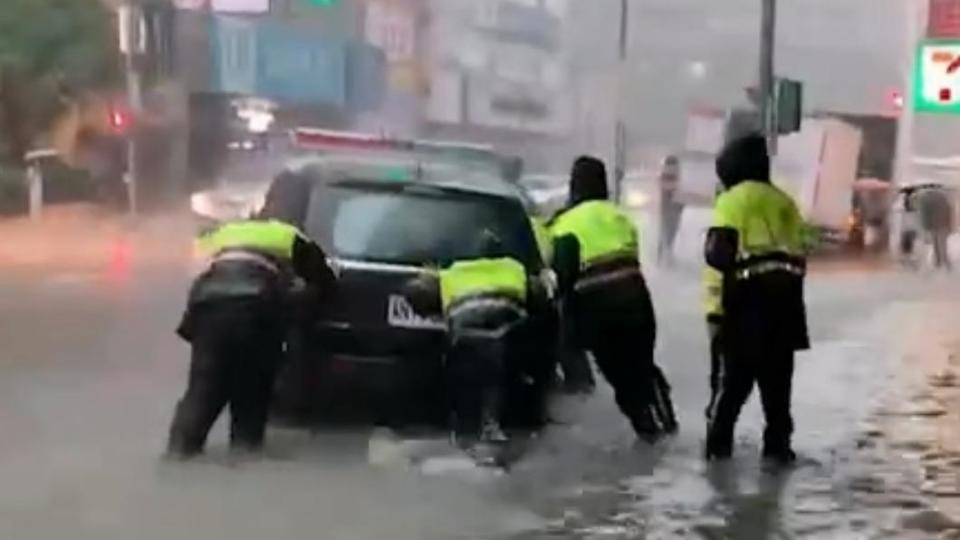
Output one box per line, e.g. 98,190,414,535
283,155,526,202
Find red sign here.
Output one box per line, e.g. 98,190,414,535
929,0,960,38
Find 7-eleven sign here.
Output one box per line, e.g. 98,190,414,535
915,40,960,113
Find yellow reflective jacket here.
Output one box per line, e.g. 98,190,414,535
703,180,805,317
550,200,638,268
197,219,304,260
439,257,527,312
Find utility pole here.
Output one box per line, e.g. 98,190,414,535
759,0,777,154
613,0,628,202
895,0,924,188
119,1,143,217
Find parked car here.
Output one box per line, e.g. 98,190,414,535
519,174,568,217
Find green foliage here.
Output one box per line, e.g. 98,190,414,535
0,0,117,164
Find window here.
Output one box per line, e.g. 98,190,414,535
304,181,540,269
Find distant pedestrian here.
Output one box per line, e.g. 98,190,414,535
658,155,684,265
915,186,954,270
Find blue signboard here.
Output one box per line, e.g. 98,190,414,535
257,22,346,105
346,43,387,111
210,15,351,107
211,16,257,95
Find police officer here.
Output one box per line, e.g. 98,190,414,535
504,150,595,394
704,134,809,464
408,232,536,458
167,218,336,459
551,156,677,442
530,212,597,395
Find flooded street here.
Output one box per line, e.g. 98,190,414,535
1,212,959,539
0,0,954,537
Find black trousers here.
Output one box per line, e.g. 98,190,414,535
706,320,723,417
931,230,952,269
557,300,595,390
446,304,526,439
575,275,677,437
168,299,284,457
446,332,505,438
657,206,683,263
589,328,676,437
706,336,795,455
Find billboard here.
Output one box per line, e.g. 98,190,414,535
211,0,270,13
210,16,355,107
914,40,960,114
257,23,346,105
929,0,960,39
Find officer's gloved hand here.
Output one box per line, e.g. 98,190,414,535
705,227,738,272
402,272,441,315
287,278,323,321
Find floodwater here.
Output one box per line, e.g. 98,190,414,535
2,210,960,539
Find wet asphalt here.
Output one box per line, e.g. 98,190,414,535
1,216,960,539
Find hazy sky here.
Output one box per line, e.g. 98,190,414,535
603,0,911,146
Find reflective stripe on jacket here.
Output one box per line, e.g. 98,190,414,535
550,200,639,269
703,180,805,317
439,257,527,313
213,250,280,274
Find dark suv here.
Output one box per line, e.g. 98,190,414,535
268,159,560,430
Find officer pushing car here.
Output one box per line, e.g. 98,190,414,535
166,212,336,459
550,156,678,442
405,231,550,462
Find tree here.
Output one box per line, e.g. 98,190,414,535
0,0,117,166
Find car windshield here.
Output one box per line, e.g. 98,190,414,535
304,181,540,269
523,176,564,190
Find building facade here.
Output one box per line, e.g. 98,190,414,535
422,0,573,171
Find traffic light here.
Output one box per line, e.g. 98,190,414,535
109,105,131,134
890,89,905,110
776,78,803,135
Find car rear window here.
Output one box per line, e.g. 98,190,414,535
304,181,541,269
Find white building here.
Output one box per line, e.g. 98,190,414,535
424,0,573,152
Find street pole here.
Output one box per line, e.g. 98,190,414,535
759,0,777,155
895,0,923,189
120,1,142,217
613,0,628,202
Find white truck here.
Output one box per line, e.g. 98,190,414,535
682,110,864,245
775,118,863,243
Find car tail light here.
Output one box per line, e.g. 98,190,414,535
291,128,497,163
292,128,397,152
